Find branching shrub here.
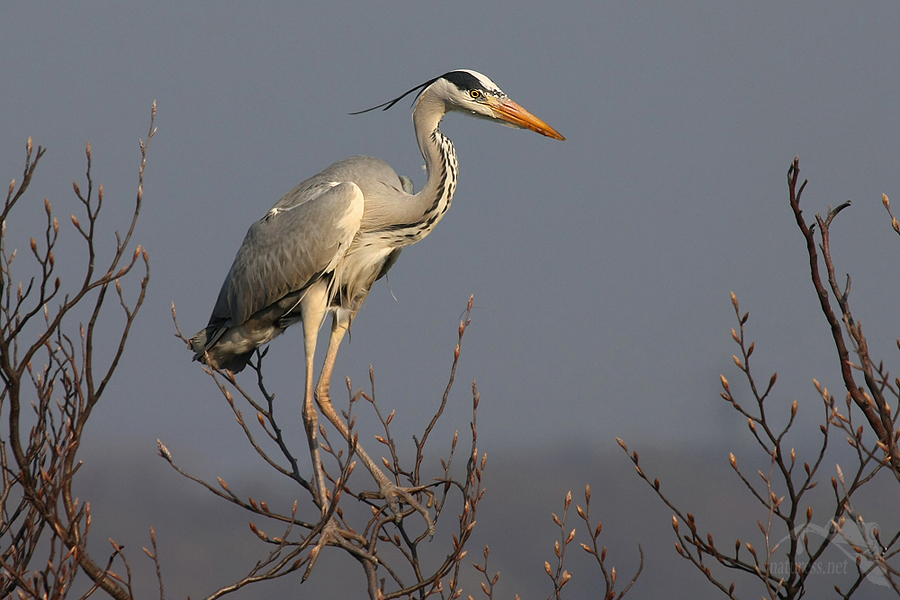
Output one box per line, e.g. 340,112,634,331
0,105,157,599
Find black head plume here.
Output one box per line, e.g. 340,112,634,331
349,71,472,115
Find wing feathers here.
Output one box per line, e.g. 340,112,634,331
210,181,364,327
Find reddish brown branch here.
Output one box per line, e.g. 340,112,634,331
787,158,900,479
0,103,157,600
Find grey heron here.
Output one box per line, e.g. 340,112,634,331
189,69,564,520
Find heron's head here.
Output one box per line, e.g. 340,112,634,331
431,70,565,140
352,69,565,141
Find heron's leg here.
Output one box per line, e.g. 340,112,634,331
300,286,330,511
313,311,350,413
315,311,434,533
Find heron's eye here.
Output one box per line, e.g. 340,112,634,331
469,89,482,99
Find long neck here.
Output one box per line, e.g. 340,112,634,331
377,94,458,245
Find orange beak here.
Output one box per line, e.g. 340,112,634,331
491,98,566,140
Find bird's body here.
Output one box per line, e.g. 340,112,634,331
189,69,563,521
191,155,422,373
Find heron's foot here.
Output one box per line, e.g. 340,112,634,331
303,518,339,582
304,516,376,582
360,480,435,536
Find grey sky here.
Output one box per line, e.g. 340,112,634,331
2,2,899,598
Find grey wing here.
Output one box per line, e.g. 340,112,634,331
208,181,364,327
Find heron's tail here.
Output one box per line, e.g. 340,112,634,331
188,327,253,374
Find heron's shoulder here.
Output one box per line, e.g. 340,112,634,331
263,180,363,225
328,156,417,199
270,156,397,211
321,155,399,182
